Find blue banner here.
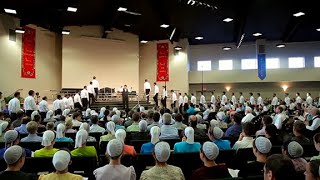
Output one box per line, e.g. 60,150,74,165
257,53,266,80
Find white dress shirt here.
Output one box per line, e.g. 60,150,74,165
289,103,296,110
241,113,255,123
191,96,196,105
154,85,159,94
296,96,302,104
183,96,189,105
89,124,105,133
200,95,206,104
284,97,290,106
257,96,263,106
271,96,278,106
81,89,89,100
231,95,236,105
53,99,64,111
39,100,49,112
8,97,20,114
249,96,255,105
178,95,184,106
239,95,245,104
87,85,95,95
221,95,227,105
211,95,216,104
67,97,74,108
24,96,37,111
63,97,68,108
306,96,313,105
144,82,151,91
232,137,254,151
92,79,100,89
273,112,286,130
172,93,177,102
307,116,320,131
74,93,82,106
162,89,167,98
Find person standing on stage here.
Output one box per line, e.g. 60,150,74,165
92,76,99,99
178,93,183,113
199,92,206,107
144,79,151,103
81,86,89,109
161,86,167,108
74,92,82,110
171,90,177,109
221,91,227,106
24,90,38,117
191,93,196,106
8,92,21,120
87,81,95,107
39,96,49,120
122,85,129,110
153,82,159,107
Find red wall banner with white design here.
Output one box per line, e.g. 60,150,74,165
156,43,169,81
21,26,36,79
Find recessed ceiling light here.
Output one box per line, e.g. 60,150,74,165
15,28,25,34
174,46,182,50
223,18,233,22
317,28,320,32
105,30,113,33
140,40,148,44
124,24,131,27
253,33,262,37
160,24,169,28
4,8,17,14
276,44,286,48
222,47,232,50
195,36,204,40
293,12,305,17
62,30,70,35
67,7,77,12
118,7,127,12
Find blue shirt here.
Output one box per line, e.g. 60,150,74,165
213,139,231,150
115,125,126,131
14,124,28,134
21,134,42,142
225,124,242,137
0,147,32,159
187,107,196,115
160,125,179,139
140,142,155,154
56,137,74,143
174,142,201,153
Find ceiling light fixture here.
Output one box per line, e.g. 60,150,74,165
140,40,148,44
124,24,131,27
118,7,127,12
223,18,233,22
195,36,204,40
105,30,113,33
222,47,232,51
62,30,70,35
15,28,25,34
317,28,320,32
4,8,17,14
253,32,262,37
67,7,77,12
276,44,286,48
174,46,182,50
293,12,305,17
160,24,169,28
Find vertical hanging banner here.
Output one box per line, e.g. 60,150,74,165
256,39,266,80
21,26,36,79
156,43,169,81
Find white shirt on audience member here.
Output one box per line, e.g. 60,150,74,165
87,84,95,95
154,85,159,94
231,95,236,105
284,96,291,106
271,96,278,106
39,100,49,113
89,124,105,133
8,97,20,114
81,89,89,100
289,102,295,110
178,95,183,106
200,95,206,104
241,113,255,123
172,92,177,103
257,96,263,106
92,79,100,89
24,96,38,111
239,95,245,104
221,95,227,105
191,96,196,105
232,137,254,151
273,112,286,130
74,93,82,106
306,116,320,131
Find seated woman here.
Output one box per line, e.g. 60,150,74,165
20,121,42,142
238,136,272,177
79,123,96,142
98,107,106,119
100,121,116,142
191,142,231,180
56,124,74,143
305,160,320,180
94,139,136,180
130,120,150,140
0,130,32,158
207,127,231,150
71,129,97,157
140,141,184,180
34,130,59,157
140,126,160,154
115,129,137,156
0,121,9,142
39,150,83,180
282,140,308,173
31,111,39,121
112,115,125,131
174,127,201,153
44,110,55,122
65,119,77,133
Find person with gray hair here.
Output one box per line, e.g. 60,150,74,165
0,145,36,180
0,130,32,158
160,113,179,139
112,115,125,131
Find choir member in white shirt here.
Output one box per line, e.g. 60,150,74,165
39,96,49,120
271,93,278,107
161,86,167,108
171,90,177,109
306,93,313,106
81,86,89,109
221,91,227,106
74,92,82,110
231,92,237,105
144,79,151,103
8,92,21,120
178,93,184,113
183,93,189,111
53,95,65,115
199,92,206,107
284,93,291,107
24,90,38,117
210,91,216,105
92,76,100,98
118,86,123,93
295,92,302,104
62,95,69,109
249,92,255,105
239,92,245,104
190,93,196,105
67,95,74,109
153,82,159,107
256,93,263,106
87,81,95,107
273,106,286,130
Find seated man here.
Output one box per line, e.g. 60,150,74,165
232,122,255,151
273,105,287,130
160,113,179,139
0,130,32,158
264,154,297,179
126,112,140,132
174,127,201,153
20,121,42,142
189,115,207,139
147,112,161,131
171,113,187,130
241,107,255,123
71,112,83,127
291,121,310,145
14,117,30,134
225,113,242,137
256,115,273,136
89,115,105,133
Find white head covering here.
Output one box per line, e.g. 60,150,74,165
0,121,9,136
140,106,145,112
4,130,19,145
75,129,88,148
85,108,91,117
202,142,219,160
196,114,203,123
56,124,66,138
112,115,120,124
150,126,160,144
79,122,90,132
154,141,170,162
255,137,272,154
216,112,225,121
42,130,55,147
245,106,252,113
115,129,126,143
4,145,24,165
90,110,98,116
31,111,39,120
46,110,54,120
210,120,219,127
288,141,304,158
106,121,116,135
112,107,118,112
52,150,71,171
62,109,70,117
107,139,123,157
185,127,195,144
115,110,121,117
139,120,148,132
213,127,224,139
99,107,106,117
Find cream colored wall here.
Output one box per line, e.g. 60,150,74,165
62,27,140,91
139,39,189,94
0,15,62,99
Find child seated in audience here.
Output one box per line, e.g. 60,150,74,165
33,114,46,129
79,123,96,142
39,150,83,180
232,122,255,151
0,130,32,158
56,124,74,143
34,130,59,157
141,126,160,154
126,112,140,132
305,160,320,180
291,121,311,145
0,121,9,142
65,119,77,133
94,139,136,180
264,154,297,179
174,127,201,153
20,121,42,142
256,115,273,136
46,122,55,131
311,133,320,161
191,142,231,180
89,115,105,133
100,121,116,142
265,124,282,145
14,117,30,134
282,141,307,173
71,112,82,127
115,129,137,156
71,129,97,157
207,127,231,150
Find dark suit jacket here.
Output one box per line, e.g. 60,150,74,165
123,88,129,98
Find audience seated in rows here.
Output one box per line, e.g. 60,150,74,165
71,129,97,157
292,120,311,145
11,110,24,128
115,129,137,156
71,112,82,127
65,119,76,133
189,115,207,139
140,126,160,154
241,107,255,123
174,127,201,153
265,124,282,145
112,115,125,131
264,154,297,179
46,122,54,131
0,130,32,158
171,113,187,130
20,121,42,142
232,122,255,151
34,130,59,157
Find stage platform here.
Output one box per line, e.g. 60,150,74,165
90,100,154,111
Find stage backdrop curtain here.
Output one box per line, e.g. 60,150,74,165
21,26,36,79
156,43,169,81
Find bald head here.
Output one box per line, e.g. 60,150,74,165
189,115,197,128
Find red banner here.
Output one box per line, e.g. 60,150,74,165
156,43,169,81
21,26,36,78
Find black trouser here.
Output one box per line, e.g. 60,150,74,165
74,102,82,111
81,98,88,109
161,97,167,108
54,109,61,116
40,112,46,121
179,104,183,113
26,110,33,117
89,93,94,107
94,88,99,99
123,96,129,110
145,89,150,102
153,93,158,107
184,104,189,111
171,101,176,109
10,113,17,121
